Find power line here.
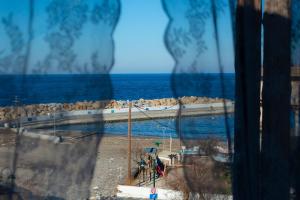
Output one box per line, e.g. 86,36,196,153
54,105,178,141
133,104,178,111
133,105,177,131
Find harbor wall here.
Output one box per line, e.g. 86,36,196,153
9,102,234,129
0,97,234,128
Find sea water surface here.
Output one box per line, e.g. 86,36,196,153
0,74,235,138
57,114,234,139
0,74,234,105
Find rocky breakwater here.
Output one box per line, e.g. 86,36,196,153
0,96,232,122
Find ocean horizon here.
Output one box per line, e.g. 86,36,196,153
0,73,235,106
0,73,235,139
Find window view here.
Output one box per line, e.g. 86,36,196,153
0,0,299,200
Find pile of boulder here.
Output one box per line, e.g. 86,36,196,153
0,96,228,121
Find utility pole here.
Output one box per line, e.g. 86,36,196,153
162,127,166,152
13,96,20,132
152,157,156,188
127,100,132,185
53,107,56,136
178,104,182,148
169,132,172,153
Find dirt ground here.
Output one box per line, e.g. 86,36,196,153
0,128,182,199
0,128,230,199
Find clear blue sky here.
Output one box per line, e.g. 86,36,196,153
0,0,234,74
113,0,174,74
113,0,234,74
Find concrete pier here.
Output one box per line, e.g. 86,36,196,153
7,102,234,129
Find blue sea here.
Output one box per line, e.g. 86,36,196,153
0,74,235,139
58,114,234,140
0,74,234,106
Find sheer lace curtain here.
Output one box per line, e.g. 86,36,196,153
164,0,300,200
0,0,120,199
0,0,299,199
